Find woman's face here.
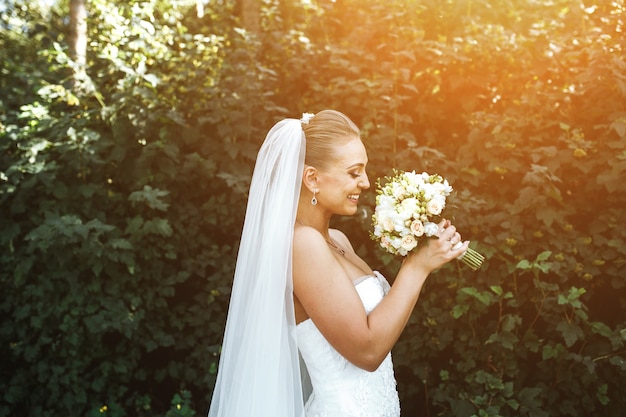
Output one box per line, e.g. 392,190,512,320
316,137,370,216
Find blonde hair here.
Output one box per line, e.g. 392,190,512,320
302,110,360,170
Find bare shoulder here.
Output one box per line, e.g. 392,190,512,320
292,224,337,274
293,223,327,252
329,228,356,254
292,224,353,300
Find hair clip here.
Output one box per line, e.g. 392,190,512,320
300,113,315,124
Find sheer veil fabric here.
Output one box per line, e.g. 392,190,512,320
208,119,307,417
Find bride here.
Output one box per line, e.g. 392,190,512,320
208,110,468,417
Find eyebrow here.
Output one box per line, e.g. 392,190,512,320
346,163,366,170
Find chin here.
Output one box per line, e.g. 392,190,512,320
343,205,359,216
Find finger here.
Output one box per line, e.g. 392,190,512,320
437,219,447,235
450,240,470,255
449,232,461,245
442,238,459,255
441,225,456,241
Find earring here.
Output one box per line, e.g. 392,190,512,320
311,190,318,206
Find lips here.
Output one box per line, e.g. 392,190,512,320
348,194,360,202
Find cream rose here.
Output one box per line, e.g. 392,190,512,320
400,234,418,252
410,219,425,237
426,196,445,215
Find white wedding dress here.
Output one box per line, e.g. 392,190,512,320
296,271,401,417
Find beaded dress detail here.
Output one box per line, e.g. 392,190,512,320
296,271,401,417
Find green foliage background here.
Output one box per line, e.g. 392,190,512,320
1,0,624,416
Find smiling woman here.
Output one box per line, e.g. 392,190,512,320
3,0,624,415
208,110,469,417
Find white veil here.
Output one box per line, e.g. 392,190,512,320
208,118,306,417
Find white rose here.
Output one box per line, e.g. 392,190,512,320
431,181,444,192
392,183,407,199
376,210,396,232
424,222,439,237
400,197,418,212
399,197,419,220
405,182,418,195
377,194,396,210
406,171,424,188
392,214,409,232
404,171,418,182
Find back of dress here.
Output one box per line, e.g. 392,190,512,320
296,272,401,417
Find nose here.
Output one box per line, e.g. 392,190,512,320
360,172,370,189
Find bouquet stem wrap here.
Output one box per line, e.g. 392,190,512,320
453,242,485,271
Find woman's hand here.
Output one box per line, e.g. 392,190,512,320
403,219,469,274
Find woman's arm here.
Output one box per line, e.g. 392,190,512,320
293,220,468,372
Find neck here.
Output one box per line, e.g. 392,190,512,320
296,198,332,237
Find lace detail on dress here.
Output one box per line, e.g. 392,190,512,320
297,271,400,417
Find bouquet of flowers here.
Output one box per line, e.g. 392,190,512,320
371,170,484,270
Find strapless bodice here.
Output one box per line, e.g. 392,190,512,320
296,271,400,417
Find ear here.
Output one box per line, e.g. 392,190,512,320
302,165,319,193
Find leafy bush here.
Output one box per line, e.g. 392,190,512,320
1,0,624,416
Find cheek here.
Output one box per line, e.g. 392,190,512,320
324,177,345,191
